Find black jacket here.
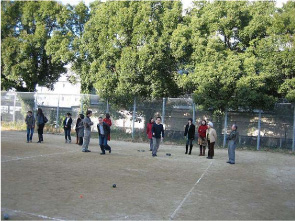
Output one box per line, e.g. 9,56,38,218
184,124,195,140
63,117,73,129
97,122,110,137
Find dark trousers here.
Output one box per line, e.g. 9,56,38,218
64,128,71,141
208,141,215,158
38,123,45,141
79,137,83,145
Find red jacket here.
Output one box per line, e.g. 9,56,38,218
146,123,153,139
198,125,208,138
103,118,112,141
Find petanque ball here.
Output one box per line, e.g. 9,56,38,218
3,213,9,220
166,153,171,156
113,184,116,188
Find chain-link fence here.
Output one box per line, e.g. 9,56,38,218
1,91,294,151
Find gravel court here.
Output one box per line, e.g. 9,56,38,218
1,131,295,220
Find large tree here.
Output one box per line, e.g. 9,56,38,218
1,1,72,92
72,1,183,105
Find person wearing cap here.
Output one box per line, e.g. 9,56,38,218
184,118,195,155
63,113,73,143
206,121,217,159
227,124,239,164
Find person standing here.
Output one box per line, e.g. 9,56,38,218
227,124,239,164
198,120,208,156
77,114,84,146
63,113,73,143
36,108,46,143
103,113,112,151
206,122,217,159
184,118,195,155
151,117,164,157
82,110,93,152
97,117,111,155
75,115,82,144
25,111,35,143
146,118,154,151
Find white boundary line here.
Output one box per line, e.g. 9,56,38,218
1,150,78,163
1,208,65,220
170,161,213,220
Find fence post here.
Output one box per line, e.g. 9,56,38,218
162,97,166,125
34,93,38,118
192,102,196,124
13,92,16,123
80,95,83,114
292,105,295,152
132,97,136,139
56,95,60,129
223,109,228,148
257,110,262,151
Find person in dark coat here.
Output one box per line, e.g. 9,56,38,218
184,118,196,155
36,108,46,143
63,113,73,143
75,115,82,144
77,114,84,146
97,117,111,155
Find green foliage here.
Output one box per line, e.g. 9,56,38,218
1,1,71,92
2,0,294,112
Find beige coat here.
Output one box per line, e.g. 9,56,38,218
206,128,217,143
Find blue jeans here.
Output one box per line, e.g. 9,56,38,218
228,140,236,163
99,135,107,146
149,138,153,150
64,128,71,141
27,128,34,141
99,135,108,153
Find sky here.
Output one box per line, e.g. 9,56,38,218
58,0,289,9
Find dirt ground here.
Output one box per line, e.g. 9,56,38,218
1,131,295,220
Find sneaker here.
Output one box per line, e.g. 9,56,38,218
68,140,71,143
226,161,231,163
86,150,91,152
65,140,68,143
100,152,106,155
229,162,235,164
26,141,29,143
30,140,32,143
37,141,41,143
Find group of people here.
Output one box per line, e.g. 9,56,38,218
25,109,113,155
67,110,113,155
25,108,48,143
25,110,239,163
146,117,239,164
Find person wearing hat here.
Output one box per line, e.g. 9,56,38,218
227,124,239,164
206,121,217,159
63,113,73,143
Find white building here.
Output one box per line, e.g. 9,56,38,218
36,65,81,108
